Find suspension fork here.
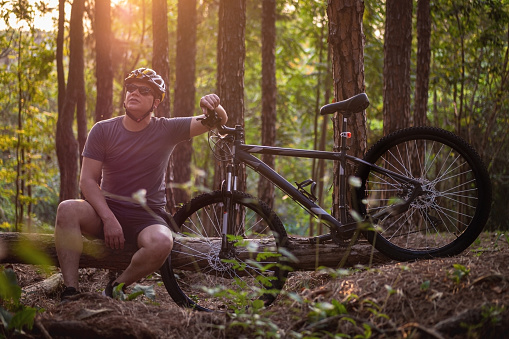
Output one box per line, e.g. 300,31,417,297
220,125,244,258
220,162,238,258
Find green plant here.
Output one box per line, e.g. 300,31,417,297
111,283,156,302
420,280,430,291
460,304,506,337
448,264,470,285
307,299,348,323
0,268,38,337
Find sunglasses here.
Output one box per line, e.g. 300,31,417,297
125,83,154,96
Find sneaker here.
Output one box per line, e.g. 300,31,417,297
60,286,80,301
102,279,126,298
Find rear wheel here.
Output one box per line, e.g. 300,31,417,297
354,127,491,261
160,190,290,311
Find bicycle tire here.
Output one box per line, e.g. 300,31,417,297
160,190,290,312
354,127,492,261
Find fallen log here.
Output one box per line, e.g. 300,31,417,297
23,273,63,296
0,232,390,271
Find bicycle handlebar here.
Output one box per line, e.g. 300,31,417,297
199,105,228,129
217,125,237,134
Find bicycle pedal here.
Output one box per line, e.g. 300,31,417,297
331,227,358,247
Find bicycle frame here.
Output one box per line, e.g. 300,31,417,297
219,124,424,242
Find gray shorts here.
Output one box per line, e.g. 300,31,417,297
105,199,170,245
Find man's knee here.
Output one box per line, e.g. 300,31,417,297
56,200,80,225
55,200,101,236
139,226,173,256
153,230,173,255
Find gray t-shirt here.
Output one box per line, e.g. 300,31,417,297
82,116,192,208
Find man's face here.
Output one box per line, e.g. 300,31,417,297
124,81,159,113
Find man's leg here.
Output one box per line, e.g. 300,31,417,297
113,224,173,286
54,199,102,289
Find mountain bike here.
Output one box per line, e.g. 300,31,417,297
160,93,492,312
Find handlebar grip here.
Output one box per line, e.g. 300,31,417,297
200,105,227,129
214,105,227,121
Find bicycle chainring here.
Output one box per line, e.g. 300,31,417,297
331,215,359,247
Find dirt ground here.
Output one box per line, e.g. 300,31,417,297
6,232,509,338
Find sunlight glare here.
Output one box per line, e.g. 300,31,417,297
0,0,124,32
0,0,60,31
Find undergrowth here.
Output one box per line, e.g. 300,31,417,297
0,267,38,338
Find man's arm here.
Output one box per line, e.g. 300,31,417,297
189,94,228,138
80,157,125,250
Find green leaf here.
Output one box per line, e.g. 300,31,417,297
0,307,13,329
131,284,156,301
8,307,36,331
0,269,21,305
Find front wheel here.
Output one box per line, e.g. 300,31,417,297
160,190,291,312
354,127,492,261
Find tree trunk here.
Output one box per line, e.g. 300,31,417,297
258,0,277,211
94,0,113,122
56,0,65,115
382,0,413,135
15,31,25,230
414,0,431,127
56,0,85,202
152,0,171,118
151,0,173,212
77,52,87,168
214,0,247,191
310,19,330,236
168,0,198,212
327,0,367,222
0,233,389,271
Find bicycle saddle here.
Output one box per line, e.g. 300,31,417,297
320,93,370,116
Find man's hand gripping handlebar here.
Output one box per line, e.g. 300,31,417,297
198,105,228,129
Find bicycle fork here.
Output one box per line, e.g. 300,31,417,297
220,163,237,259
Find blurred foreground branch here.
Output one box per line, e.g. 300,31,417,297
0,232,389,271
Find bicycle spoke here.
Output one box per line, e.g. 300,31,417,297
163,191,289,311
357,127,490,259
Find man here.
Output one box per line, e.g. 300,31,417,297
55,68,227,299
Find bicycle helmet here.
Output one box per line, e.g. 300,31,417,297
125,68,166,101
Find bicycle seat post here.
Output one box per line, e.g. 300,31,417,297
338,114,351,225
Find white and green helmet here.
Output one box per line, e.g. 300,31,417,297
125,68,166,101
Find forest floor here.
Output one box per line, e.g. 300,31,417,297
6,232,509,339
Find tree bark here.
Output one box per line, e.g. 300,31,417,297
56,0,85,202
151,0,173,212
0,233,389,271
414,0,431,127
258,0,277,211
168,0,198,212
327,0,367,222
94,0,114,122
152,0,171,118
382,0,413,135
56,0,65,115
214,0,247,191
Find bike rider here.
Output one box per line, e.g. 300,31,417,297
55,67,227,299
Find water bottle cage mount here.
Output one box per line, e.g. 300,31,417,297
296,179,318,202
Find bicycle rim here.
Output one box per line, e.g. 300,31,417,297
161,190,290,311
354,127,491,261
